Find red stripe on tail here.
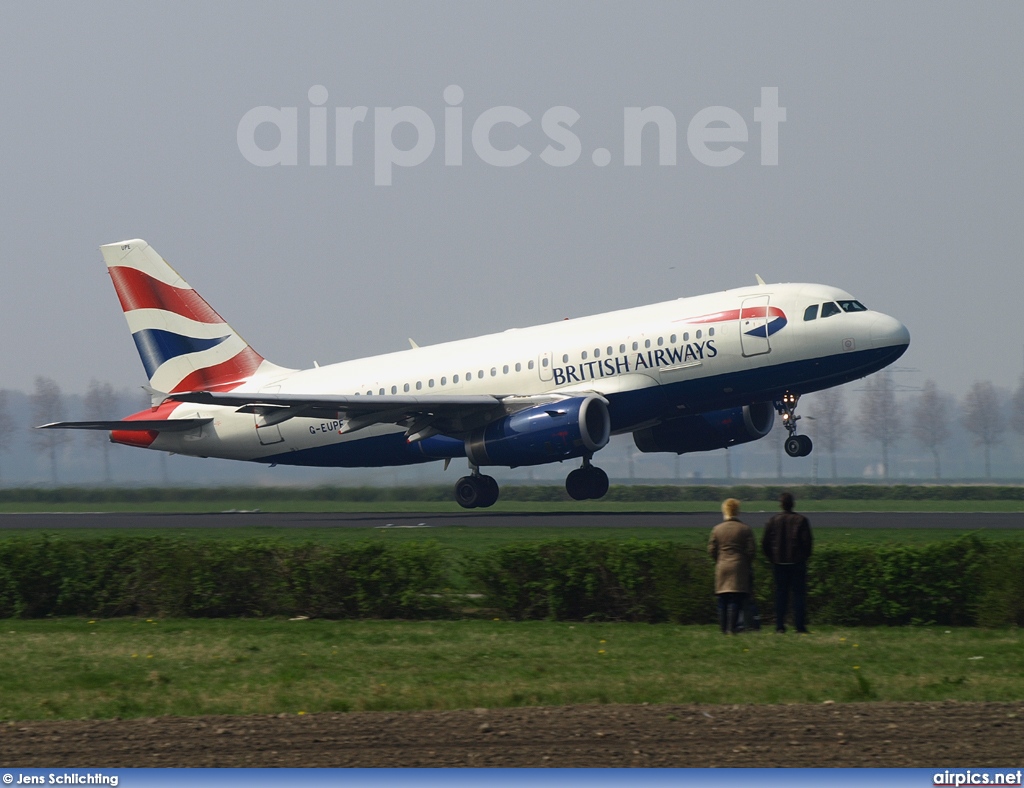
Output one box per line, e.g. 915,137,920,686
170,346,265,393
109,266,225,323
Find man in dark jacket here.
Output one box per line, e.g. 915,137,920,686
762,491,813,633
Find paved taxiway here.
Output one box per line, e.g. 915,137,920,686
0,511,1020,529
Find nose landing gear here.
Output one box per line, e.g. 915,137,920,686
777,392,813,458
565,456,610,501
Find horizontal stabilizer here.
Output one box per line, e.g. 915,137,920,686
37,419,213,432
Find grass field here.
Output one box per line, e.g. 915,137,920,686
1,619,1021,721
4,498,1024,514
1,525,1023,551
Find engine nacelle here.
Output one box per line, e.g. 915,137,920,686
465,395,611,467
633,402,775,454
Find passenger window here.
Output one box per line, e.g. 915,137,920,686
804,304,818,321
683,333,689,341
391,385,397,394
619,344,626,353
541,358,548,368
515,362,521,372
709,327,715,337
404,383,410,392
645,339,651,348
632,342,638,351
696,330,702,339
466,372,472,380
502,365,509,374
379,388,385,395
594,348,600,358
530,360,535,370
490,368,496,377
428,379,434,388
562,354,569,363
607,346,613,355
821,302,841,318
670,334,676,343
582,351,588,360
657,336,664,346
478,369,484,378
440,377,446,386
416,381,422,390
453,375,459,383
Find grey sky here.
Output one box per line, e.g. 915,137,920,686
1,2,1022,397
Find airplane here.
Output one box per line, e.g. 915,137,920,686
40,239,910,507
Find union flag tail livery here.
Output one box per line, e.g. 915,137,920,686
101,240,282,394
40,238,910,508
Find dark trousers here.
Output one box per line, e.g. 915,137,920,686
717,592,746,634
772,563,807,632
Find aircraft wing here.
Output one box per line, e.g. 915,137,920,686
167,390,571,441
37,419,213,432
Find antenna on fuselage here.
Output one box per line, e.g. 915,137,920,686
755,274,766,286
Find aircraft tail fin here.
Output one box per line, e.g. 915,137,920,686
101,239,285,393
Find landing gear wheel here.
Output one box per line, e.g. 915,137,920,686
587,466,609,499
477,475,500,508
796,434,813,457
566,468,590,501
455,476,481,509
454,474,500,509
784,436,803,458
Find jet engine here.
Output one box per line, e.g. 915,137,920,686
464,395,611,467
633,402,775,454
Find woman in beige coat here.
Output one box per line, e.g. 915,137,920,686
708,498,756,635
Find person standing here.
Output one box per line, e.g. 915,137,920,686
762,491,813,634
708,498,756,635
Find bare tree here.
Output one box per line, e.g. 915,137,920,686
84,380,118,483
911,380,950,479
810,387,847,480
858,370,901,479
30,376,69,484
0,390,14,483
962,381,1003,479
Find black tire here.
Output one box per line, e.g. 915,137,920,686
797,434,813,457
784,436,803,458
587,466,609,499
454,476,480,509
477,475,500,508
565,468,590,501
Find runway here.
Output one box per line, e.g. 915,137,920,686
0,511,1020,530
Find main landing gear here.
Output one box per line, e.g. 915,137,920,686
454,457,611,509
565,456,609,501
454,470,499,509
776,391,813,458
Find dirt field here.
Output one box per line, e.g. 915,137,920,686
2,702,1022,767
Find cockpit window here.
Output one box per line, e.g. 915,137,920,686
838,300,867,313
820,302,842,318
803,304,818,321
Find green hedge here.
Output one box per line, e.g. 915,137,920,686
0,537,449,619
3,484,1024,504
0,535,1021,625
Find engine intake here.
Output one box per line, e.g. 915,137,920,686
465,395,611,467
633,402,774,454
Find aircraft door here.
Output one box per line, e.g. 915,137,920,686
538,351,554,382
740,296,772,357
255,385,285,445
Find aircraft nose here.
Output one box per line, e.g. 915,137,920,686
870,313,910,350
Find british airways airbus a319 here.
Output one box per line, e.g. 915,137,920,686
41,240,909,507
